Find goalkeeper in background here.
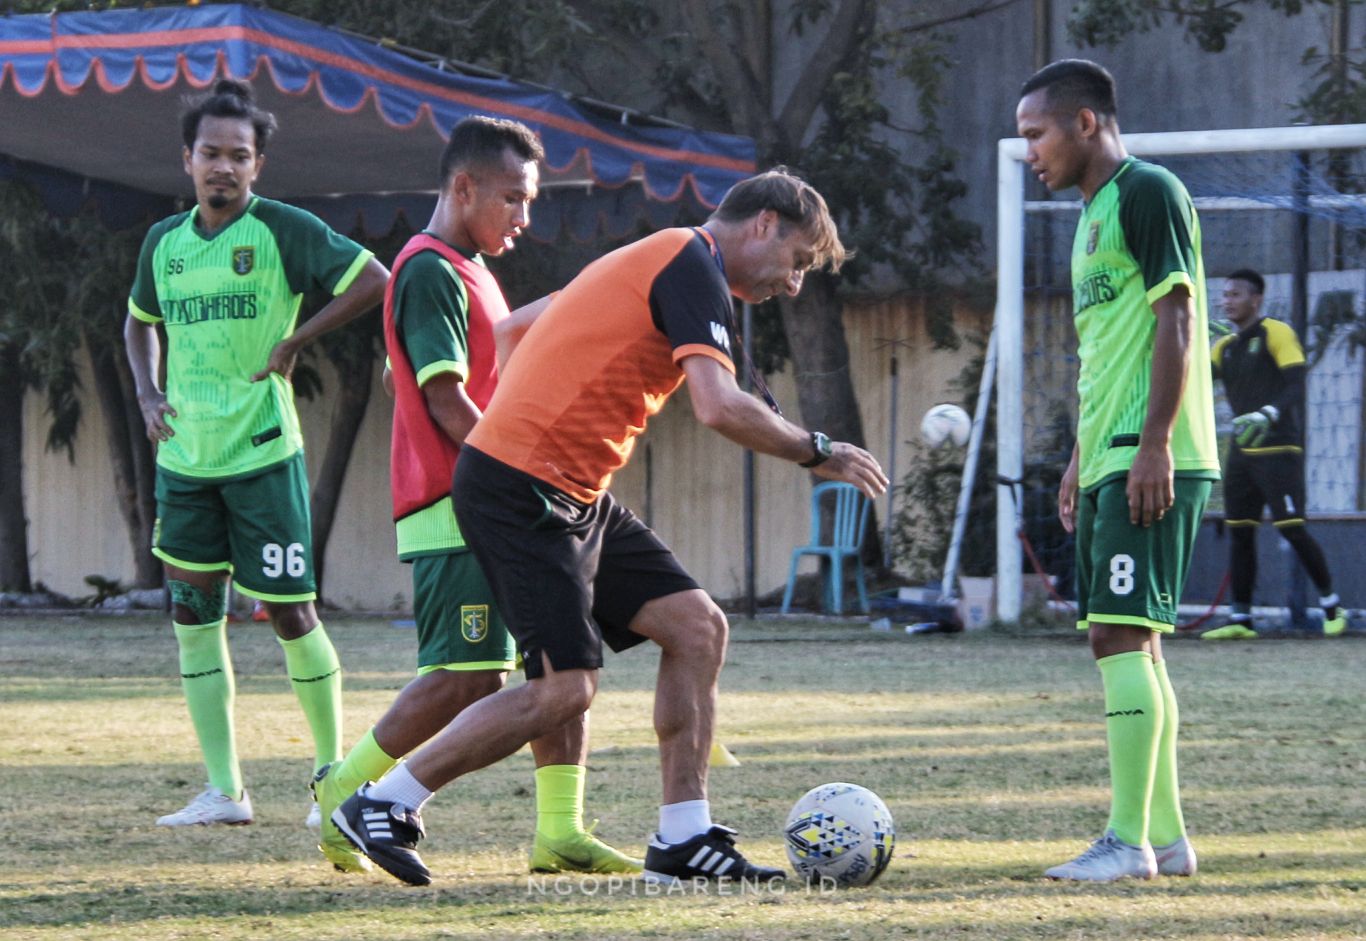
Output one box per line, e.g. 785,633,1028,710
1203,269,1346,639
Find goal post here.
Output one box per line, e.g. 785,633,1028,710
994,123,1366,623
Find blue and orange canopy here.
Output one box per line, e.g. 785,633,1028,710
0,3,756,237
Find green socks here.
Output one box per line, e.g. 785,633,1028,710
1148,659,1187,846
535,764,586,839
278,623,343,772
1098,651,1163,847
334,728,399,796
174,619,242,799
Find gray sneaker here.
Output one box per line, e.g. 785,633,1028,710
1153,835,1197,876
156,785,253,827
1045,830,1157,881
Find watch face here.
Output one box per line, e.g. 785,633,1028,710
815,432,833,456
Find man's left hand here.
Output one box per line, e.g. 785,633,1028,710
1232,407,1276,448
252,339,300,382
812,442,889,499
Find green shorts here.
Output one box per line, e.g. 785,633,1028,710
153,453,316,602
412,551,517,672
1075,475,1211,633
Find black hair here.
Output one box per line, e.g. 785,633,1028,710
181,79,278,153
440,115,545,183
1226,268,1265,295
1019,59,1118,120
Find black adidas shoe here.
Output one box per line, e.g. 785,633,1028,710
642,825,786,885
331,783,431,886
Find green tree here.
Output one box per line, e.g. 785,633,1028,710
65,219,161,589
0,182,85,592
1065,0,1359,124
272,0,986,571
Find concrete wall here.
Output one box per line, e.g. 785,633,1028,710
19,296,989,610
1186,518,1363,616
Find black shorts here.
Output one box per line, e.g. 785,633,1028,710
452,446,699,679
1224,448,1306,526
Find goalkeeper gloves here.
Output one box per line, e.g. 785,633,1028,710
1232,405,1279,447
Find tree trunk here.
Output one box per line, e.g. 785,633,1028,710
84,325,160,588
309,361,373,598
778,273,885,571
0,343,33,593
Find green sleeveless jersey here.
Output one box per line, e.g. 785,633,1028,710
129,196,372,481
1071,158,1220,491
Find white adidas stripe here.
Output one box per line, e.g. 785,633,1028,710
687,846,711,868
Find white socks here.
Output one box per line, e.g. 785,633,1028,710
367,762,433,811
659,799,712,843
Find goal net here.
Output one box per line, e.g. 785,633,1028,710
994,124,1366,622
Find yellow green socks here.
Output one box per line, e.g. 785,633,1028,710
1148,659,1187,846
173,619,242,798
535,764,586,839
333,728,399,796
278,623,343,772
1098,650,1163,847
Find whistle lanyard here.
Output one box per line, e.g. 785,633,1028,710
692,227,782,416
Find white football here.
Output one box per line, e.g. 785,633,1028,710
920,403,971,448
783,782,895,887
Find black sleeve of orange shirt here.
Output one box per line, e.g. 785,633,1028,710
648,233,737,372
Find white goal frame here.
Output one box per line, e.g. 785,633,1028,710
993,123,1366,623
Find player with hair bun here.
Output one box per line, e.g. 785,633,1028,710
125,78,388,828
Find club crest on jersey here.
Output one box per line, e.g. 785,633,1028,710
1086,221,1101,255
231,246,255,276
1248,337,1262,355
461,605,489,643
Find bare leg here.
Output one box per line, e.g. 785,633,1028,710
372,669,506,759
403,653,597,790
529,711,590,768
626,589,728,804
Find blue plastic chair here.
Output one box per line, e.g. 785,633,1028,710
781,481,871,615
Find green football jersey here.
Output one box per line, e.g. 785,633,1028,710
129,196,373,480
1071,157,1220,491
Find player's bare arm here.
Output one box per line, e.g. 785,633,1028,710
252,256,389,382
494,293,554,370
123,313,177,442
680,354,888,498
1129,286,1194,527
421,372,481,445
1058,441,1080,534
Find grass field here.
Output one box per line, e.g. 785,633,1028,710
1,613,1362,940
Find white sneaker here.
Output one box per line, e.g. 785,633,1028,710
1045,830,1157,881
305,800,322,830
157,785,254,826
1153,835,1197,876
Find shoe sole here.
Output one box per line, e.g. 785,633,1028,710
530,861,644,874
320,835,374,874
641,868,785,885
1045,868,1156,881
330,809,430,886
530,850,644,874
156,818,253,827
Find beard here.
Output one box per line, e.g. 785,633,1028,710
207,193,230,210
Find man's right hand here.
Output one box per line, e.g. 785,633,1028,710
812,442,889,499
137,391,177,442
1058,450,1080,534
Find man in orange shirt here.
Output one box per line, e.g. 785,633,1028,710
334,169,887,887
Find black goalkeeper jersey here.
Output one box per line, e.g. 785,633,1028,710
1211,316,1307,453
